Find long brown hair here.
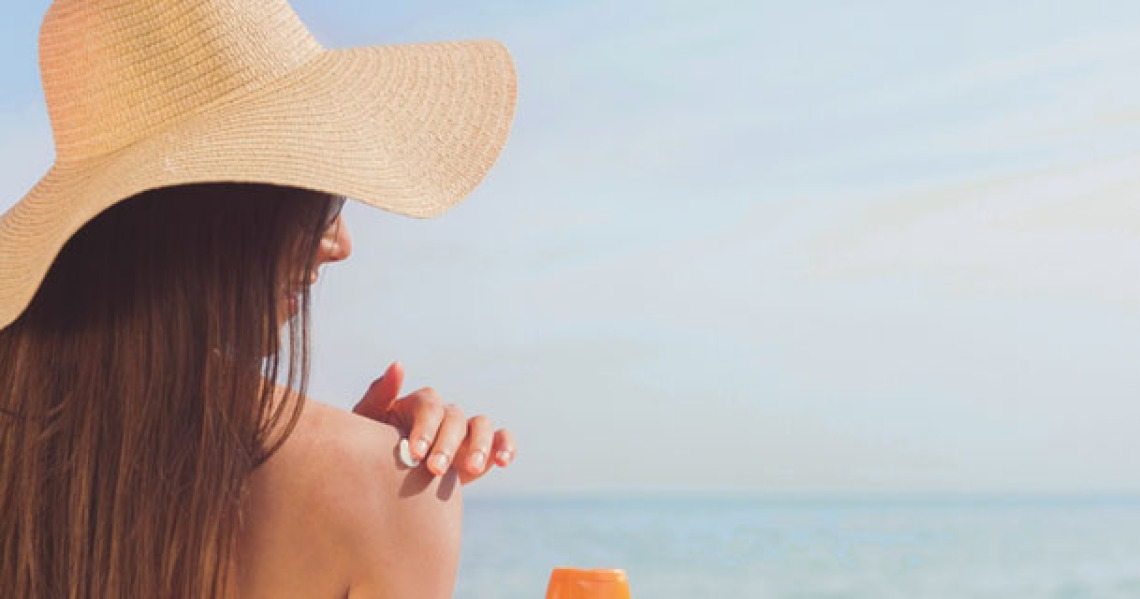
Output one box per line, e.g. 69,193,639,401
0,182,340,597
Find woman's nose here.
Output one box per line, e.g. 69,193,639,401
318,216,352,264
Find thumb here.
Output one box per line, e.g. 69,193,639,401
352,360,404,421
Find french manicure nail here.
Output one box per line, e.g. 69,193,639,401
496,450,512,465
432,454,449,472
413,439,429,457
469,451,486,469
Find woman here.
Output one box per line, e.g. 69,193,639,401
0,0,518,596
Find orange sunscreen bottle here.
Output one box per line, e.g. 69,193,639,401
545,568,630,599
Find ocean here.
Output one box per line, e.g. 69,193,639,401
456,495,1140,598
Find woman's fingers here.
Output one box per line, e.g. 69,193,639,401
403,387,446,460
492,428,516,467
388,379,515,481
425,403,467,476
457,415,495,480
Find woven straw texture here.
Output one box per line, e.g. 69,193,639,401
0,0,518,330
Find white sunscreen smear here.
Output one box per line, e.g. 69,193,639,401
398,437,422,468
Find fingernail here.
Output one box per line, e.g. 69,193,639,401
496,450,512,466
432,454,449,472
413,439,429,457
468,451,486,470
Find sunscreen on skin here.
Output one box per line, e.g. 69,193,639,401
397,438,421,468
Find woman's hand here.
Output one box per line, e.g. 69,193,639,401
351,361,516,485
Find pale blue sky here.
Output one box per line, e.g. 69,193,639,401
3,1,1140,496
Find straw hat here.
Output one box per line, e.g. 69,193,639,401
0,0,518,330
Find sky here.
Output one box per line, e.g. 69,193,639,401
2,0,1140,496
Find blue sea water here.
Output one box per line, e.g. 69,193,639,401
456,495,1140,599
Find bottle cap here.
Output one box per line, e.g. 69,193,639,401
545,568,630,599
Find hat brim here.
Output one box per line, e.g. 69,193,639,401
0,39,517,329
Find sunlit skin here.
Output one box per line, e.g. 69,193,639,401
281,207,516,484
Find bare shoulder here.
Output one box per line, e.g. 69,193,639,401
239,397,463,599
